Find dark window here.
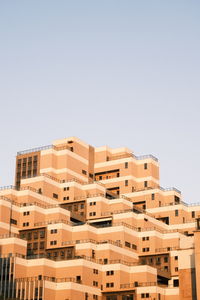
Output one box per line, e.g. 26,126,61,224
53,193,58,199
192,211,195,218
10,218,17,225
175,210,179,216
173,279,179,287
151,193,155,200
125,241,131,248
144,181,148,188
144,163,148,169
125,162,128,169
125,180,128,186
64,187,70,191
82,170,87,175
175,256,178,260
164,256,168,263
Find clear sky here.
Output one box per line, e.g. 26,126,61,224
0,1,200,203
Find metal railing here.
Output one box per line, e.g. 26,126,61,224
62,239,123,248
120,282,157,289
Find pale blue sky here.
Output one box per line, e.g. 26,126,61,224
0,1,200,203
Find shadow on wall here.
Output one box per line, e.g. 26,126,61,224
190,255,197,300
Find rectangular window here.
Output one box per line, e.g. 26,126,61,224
132,244,137,250
53,193,58,199
64,187,70,191
33,242,38,250
125,180,128,186
125,162,128,169
106,270,114,276
125,241,131,248
151,193,155,200
50,240,57,245
175,210,179,216
192,211,195,218
33,232,38,239
82,170,87,175
23,222,29,227
144,181,148,188
40,242,44,249
10,218,17,225
144,163,148,169
50,229,58,234
40,230,45,238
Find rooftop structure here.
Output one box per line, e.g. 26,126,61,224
0,136,199,300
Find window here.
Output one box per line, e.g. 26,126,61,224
141,294,149,298
142,237,149,241
93,296,98,300
175,267,178,272
93,281,98,286
132,244,137,250
144,181,148,188
53,193,58,199
10,219,17,225
151,193,155,200
33,242,38,250
76,276,81,283
33,232,38,239
50,229,58,234
23,222,29,227
40,242,44,249
164,256,168,263
27,233,32,240
125,162,128,169
144,163,148,169
89,212,96,216
125,241,131,248
63,196,69,200
106,282,114,288
175,210,179,217
23,211,30,216
64,187,70,191
173,279,179,287
175,256,178,260
82,170,87,175
89,202,96,206
142,247,150,252
125,180,128,186
40,230,45,238
106,270,114,276
50,240,57,245
192,211,195,218
93,269,98,274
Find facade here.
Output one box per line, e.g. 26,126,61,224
0,136,199,300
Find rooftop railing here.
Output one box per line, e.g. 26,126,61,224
17,144,53,155
17,143,74,156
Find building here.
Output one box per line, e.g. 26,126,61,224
0,136,199,300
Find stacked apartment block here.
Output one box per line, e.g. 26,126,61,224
0,137,200,300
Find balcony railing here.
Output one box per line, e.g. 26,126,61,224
120,282,157,289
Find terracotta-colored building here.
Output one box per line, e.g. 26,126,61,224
0,137,199,299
